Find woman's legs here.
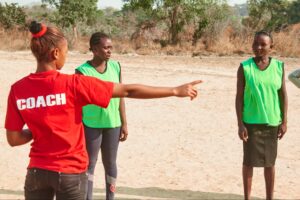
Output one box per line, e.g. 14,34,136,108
264,166,275,200
55,172,88,200
85,126,121,200
84,126,103,200
264,126,277,200
242,124,278,200
242,165,253,200
101,127,121,200
243,166,275,200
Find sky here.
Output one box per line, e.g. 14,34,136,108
1,0,247,9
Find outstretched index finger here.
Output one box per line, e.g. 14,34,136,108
190,80,203,86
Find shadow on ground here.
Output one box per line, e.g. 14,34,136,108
0,187,264,200
93,187,263,200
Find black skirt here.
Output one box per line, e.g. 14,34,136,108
243,123,279,167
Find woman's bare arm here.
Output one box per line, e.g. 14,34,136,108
112,80,202,100
6,129,32,147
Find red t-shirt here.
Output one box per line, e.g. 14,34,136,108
5,70,113,173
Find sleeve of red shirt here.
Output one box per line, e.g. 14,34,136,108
73,74,114,108
5,87,25,131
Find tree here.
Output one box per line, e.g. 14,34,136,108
42,0,98,43
23,4,54,24
245,0,289,31
124,0,196,44
189,0,231,46
0,3,26,29
288,0,300,24
161,0,191,44
123,0,227,45
122,0,165,43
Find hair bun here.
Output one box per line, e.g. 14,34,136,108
29,21,42,34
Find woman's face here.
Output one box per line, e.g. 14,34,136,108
252,34,272,58
92,37,112,61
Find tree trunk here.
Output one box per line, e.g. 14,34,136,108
73,25,78,45
169,5,179,45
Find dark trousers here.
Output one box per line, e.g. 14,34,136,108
84,126,121,200
24,168,87,200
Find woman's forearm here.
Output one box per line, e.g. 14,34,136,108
117,84,175,98
112,80,201,99
236,100,244,127
280,69,288,124
6,129,32,147
119,98,127,125
280,89,288,124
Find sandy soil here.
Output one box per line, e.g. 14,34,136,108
0,51,299,200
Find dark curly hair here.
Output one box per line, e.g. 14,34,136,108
255,30,273,44
89,32,110,51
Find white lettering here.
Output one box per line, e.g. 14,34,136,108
16,93,67,110
46,95,56,106
36,96,46,108
26,98,35,109
56,93,66,105
16,99,26,110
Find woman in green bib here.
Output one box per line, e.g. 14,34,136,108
235,31,288,200
76,32,128,200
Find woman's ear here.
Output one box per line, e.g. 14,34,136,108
52,48,60,60
90,46,97,54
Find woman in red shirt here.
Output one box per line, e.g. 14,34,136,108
5,21,201,200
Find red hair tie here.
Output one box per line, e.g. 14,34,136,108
32,24,47,38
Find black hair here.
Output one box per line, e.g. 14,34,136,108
255,30,273,43
29,21,42,34
89,32,110,51
29,21,65,62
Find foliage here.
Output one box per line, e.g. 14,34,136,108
0,3,26,29
189,1,232,45
77,8,127,37
244,0,289,31
41,0,98,28
122,0,164,40
123,0,231,45
23,4,55,24
41,0,98,45
124,0,192,44
0,0,299,56
288,0,300,24
233,3,248,17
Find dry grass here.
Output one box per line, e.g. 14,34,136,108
273,24,300,57
0,24,299,57
0,27,30,51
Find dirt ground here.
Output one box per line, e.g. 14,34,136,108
0,51,299,199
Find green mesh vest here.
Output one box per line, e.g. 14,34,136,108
76,60,121,128
242,57,283,126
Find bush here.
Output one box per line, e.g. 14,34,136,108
0,3,26,29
